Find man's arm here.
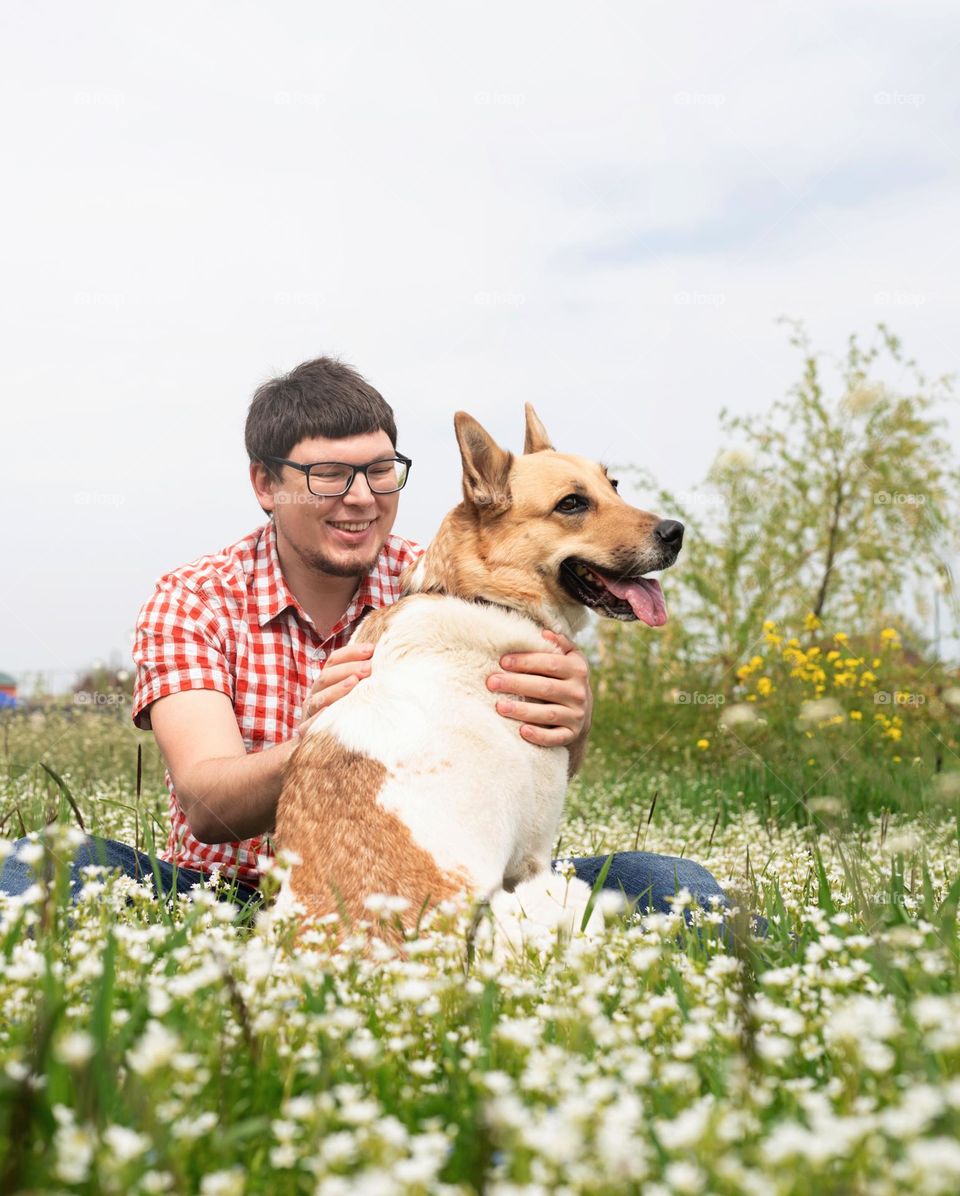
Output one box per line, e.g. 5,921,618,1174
149,690,296,844
147,642,377,844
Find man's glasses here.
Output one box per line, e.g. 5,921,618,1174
261,453,412,498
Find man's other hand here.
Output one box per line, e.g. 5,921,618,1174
299,642,375,733
486,628,593,748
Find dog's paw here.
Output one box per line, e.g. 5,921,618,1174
482,871,623,960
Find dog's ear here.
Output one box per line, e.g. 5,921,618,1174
454,412,513,513
523,403,554,454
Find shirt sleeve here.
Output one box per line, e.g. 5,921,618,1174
132,579,235,730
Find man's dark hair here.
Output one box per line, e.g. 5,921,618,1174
245,357,397,478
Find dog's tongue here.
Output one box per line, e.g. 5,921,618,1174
599,573,668,627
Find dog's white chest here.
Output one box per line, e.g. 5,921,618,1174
307,597,570,893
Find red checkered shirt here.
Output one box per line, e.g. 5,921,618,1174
132,519,424,886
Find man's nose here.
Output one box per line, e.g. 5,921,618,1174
342,470,376,502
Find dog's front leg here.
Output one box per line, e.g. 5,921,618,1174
502,853,550,893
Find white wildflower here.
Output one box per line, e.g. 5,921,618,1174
719,703,760,730
716,447,754,471
126,1020,181,1077
200,1168,245,1196
54,1031,95,1067
54,1122,96,1183
797,698,843,726
102,1124,151,1163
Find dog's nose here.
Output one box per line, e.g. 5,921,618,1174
655,519,684,549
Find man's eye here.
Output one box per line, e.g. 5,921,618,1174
555,494,588,514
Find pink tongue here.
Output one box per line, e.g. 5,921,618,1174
598,573,668,627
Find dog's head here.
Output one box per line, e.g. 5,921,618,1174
428,404,682,632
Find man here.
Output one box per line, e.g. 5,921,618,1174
0,357,728,917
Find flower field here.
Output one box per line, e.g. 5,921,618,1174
2,709,960,1194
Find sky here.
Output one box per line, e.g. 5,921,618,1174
2,0,959,688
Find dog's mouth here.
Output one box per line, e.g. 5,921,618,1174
559,558,669,626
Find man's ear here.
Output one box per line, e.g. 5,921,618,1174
523,403,554,454
249,460,277,515
454,412,513,513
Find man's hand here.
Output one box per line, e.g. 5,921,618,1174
486,628,593,749
299,642,375,732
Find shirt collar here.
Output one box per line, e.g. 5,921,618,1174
249,519,396,633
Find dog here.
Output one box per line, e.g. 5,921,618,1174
271,405,682,946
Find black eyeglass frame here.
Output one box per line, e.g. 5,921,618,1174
260,453,413,497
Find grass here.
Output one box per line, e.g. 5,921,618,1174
1,707,960,1194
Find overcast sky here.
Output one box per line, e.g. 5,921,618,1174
3,1,959,687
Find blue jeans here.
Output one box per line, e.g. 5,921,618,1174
0,834,728,916
0,835,262,907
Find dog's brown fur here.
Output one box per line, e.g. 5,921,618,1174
275,729,468,940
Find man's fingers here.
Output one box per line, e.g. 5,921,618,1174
310,660,372,694
495,698,579,729
308,644,375,693
302,673,363,720
518,723,577,748
488,671,585,704
542,627,576,654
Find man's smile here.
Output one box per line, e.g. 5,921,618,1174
324,517,379,546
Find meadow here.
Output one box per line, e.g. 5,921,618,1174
2,620,960,1196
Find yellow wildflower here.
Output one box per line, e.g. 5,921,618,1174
756,677,774,697
826,650,841,662
697,738,710,750
849,710,862,721
879,627,899,641
762,619,776,631
834,632,849,644
804,612,822,631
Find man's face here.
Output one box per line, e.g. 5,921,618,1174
251,429,402,579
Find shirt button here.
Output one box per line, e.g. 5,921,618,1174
313,648,326,663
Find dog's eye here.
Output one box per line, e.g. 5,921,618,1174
555,494,588,514
609,478,619,491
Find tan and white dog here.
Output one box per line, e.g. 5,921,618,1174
272,405,682,944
